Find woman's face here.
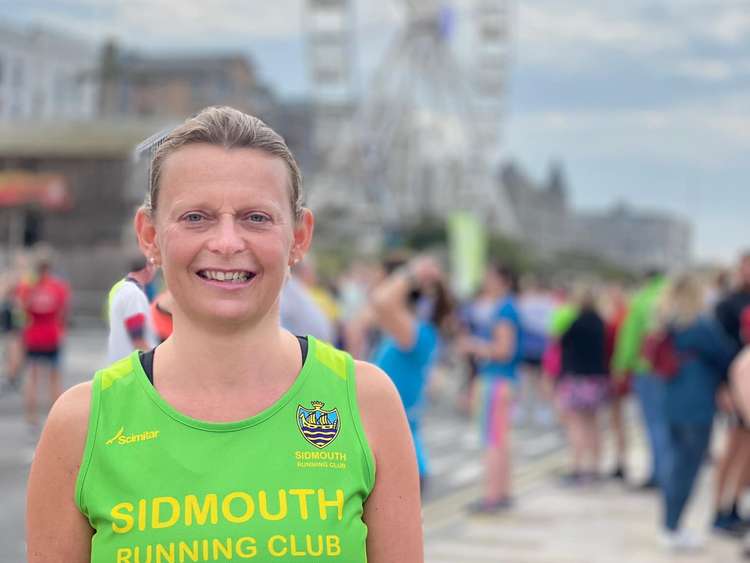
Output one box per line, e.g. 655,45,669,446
482,269,505,296
137,143,312,329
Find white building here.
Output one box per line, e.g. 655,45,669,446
0,23,99,121
573,203,693,273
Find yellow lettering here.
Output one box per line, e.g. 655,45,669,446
202,539,209,560
236,537,258,559
289,489,314,520
259,490,288,521
133,545,152,562
156,543,175,563
138,499,147,531
117,547,132,563
268,535,287,557
184,494,218,526
222,491,255,524
290,535,306,556
318,489,344,520
307,535,324,557
152,497,180,529
178,541,199,562
327,535,342,557
111,502,134,534
212,538,231,559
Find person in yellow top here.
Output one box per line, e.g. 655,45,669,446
295,259,341,322
26,106,423,562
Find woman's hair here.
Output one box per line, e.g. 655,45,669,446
490,263,520,294
429,279,455,331
145,106,303,219
571,281,599,312
656,274,705,330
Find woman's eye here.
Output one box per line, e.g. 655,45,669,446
247,213,269,223
184,213,205,223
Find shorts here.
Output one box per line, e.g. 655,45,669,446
1,303,19,333
26,348,60,367
522,357,543,369
478,377,514,448
556,375,610,412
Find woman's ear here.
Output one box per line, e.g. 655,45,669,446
289,208,314,266
135,207,161,266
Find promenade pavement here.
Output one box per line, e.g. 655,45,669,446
422,424,743,562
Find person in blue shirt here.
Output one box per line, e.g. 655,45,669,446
458,263,523,513
369,255,454,491
654,275,735,551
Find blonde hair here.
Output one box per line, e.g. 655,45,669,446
656,274,705,330
145,106,303,219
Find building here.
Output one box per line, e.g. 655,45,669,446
573,203,692,273
501,162,570,256
498,161,693,272
99,45,273,119
0,119,169,317
0,23,99,121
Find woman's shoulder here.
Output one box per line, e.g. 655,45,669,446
46,382,92,434
353,360,401,407
35,382,92,469
351,360,412,462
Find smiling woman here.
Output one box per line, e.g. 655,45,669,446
26,107,424,563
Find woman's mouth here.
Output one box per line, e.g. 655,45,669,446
196,269,256,284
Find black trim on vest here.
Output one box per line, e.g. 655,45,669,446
139,336,309,386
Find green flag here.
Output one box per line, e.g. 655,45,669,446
448,212,487,299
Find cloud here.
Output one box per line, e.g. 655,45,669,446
506,91,750,167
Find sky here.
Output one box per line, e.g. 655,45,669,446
1,0,748,265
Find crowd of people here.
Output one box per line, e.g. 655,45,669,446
1,106,747,561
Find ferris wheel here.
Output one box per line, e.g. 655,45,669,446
306,0,517,242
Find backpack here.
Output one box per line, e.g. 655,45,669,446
642,329,683,380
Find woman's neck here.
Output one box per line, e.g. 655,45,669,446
156,311,298,392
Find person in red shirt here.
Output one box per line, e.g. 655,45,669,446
17,248,70,428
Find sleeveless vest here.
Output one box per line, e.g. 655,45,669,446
75,336,375,562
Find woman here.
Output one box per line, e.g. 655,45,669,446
459,264,522,513
369,255,453,490
26,106,423,562
553,285,609,484
654,275,735,551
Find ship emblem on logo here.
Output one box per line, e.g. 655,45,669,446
297,401,340,449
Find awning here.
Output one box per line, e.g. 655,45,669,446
0,171,71,210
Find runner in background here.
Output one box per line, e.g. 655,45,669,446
554,283,609,485
294,258,342,346
517,275,556,427
106,256,158,364
459,264,523,513
612,269,669,490
280,265,334,343
16,246,70,430
713,251,750,536
0,250,29,392
150,289,174,343
654,275,735,552
369,254,453,492
731,341,750,559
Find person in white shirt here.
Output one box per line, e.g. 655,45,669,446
107,257,158,364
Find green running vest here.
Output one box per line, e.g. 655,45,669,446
76,337,375,563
